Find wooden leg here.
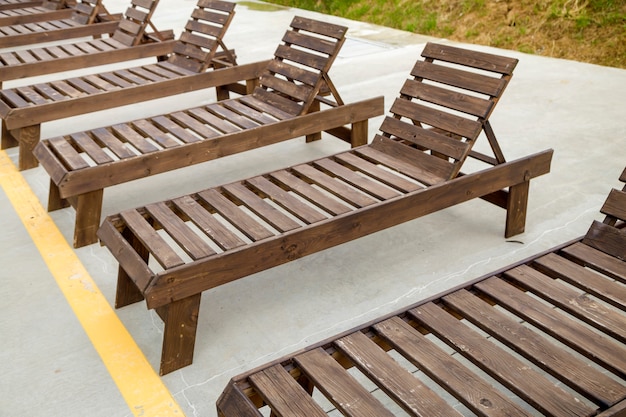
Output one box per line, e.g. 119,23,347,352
115,227,149,308
159,294,202,375
505,180,530,238
350,119,368,148
73,189,104,248
16,125,41,171
305,101,322,143
115,265,145,308
1,120,17,149
47,179,70,211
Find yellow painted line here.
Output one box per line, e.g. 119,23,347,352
0,151,184,417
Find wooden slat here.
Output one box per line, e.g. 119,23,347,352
245,176,327,224
421,42,518,75
601,189,626,221
168,111,219,139
313,157,401,200
411,60,506,97
269,170,352,216
334,152,422,194
145,201,215,260
443,289,626,405
197,188,273,242
534,252,626,310
295,348,396,417
172,195,245,251
221,182,301,233
291,163,377,208
91,127,135,159
561,242,626,283
374,316,534,417
70,131,113,165
583,220,626,260
119,209,185,270
336,331,465,417
475,276,626,377
48,136,89,170
248,365,328,417
504,265,626,343
132,119,180,148
358,137,448,185
205,103,258,129
110,123,158,154
410,302,596,417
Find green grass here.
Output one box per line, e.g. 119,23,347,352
265,0,625,68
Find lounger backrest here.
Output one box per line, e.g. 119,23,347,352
373,42,519,185
70,0,102,25
167,0,236,73
110,0,160,47
250,16,348,117
583,167,626,259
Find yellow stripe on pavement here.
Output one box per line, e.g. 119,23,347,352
0,151,184,417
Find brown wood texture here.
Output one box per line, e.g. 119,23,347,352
98,42,553,374
1,0,239,171
35,15,381,248
0,5,73,26
0,0,119,49
0,0,45,12
0,0,174,86
218,167,626,417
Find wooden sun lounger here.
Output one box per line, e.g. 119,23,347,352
96,42,554,375
0,0,47,12
0,0,175,89
35,16,382,248
217,167,626,417
1,0,240,171
0,0,121,49
0,0,74,26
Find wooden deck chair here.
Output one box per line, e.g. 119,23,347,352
218,167,626,417
0,0,121,49
1,0,241,171
0,0,175,89
0,0,74,26
0,0,46,12
96,42,554,375
34,16,383,248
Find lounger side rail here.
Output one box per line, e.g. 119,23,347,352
0,0,47,12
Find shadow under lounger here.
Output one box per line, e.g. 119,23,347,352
217,167,626,417
97,42,554,375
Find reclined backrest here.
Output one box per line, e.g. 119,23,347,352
373,42,519,185
70,0,102,25
583,167,626,259
166,0,236,73
250,16,347,118
110,0,160,46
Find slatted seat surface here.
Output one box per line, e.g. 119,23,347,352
0,0,172,88
33,15,385,249
0,0,119,48
218,169,626,417
0,0,72,26
96,42,553,375
0,0,45,11
2,0,239,171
